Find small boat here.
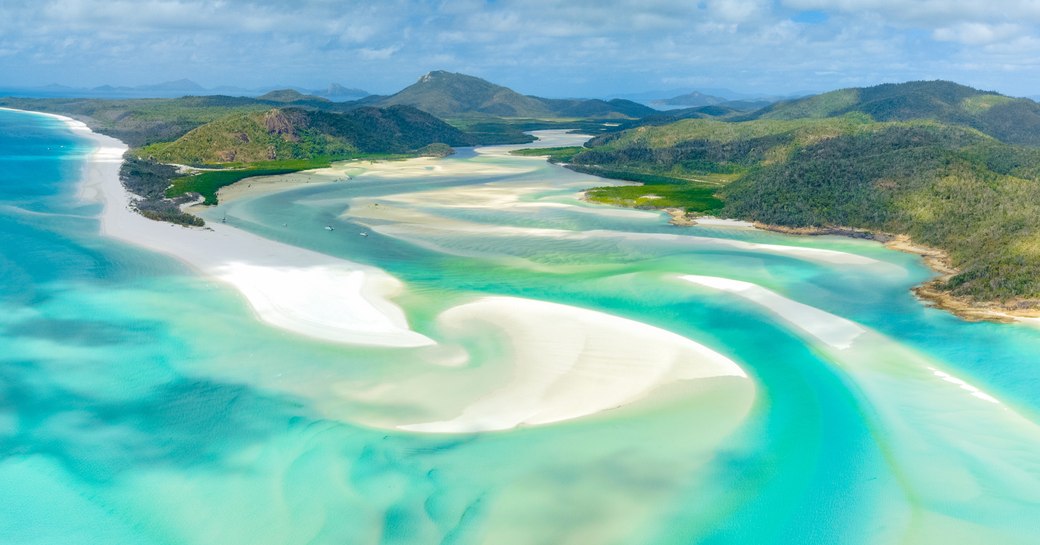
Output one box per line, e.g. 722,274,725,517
324,225,334,231
359,232,369,237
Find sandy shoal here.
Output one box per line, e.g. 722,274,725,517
680,274,866,349
398,296,749,433
45,110,432,348
349,186,882,267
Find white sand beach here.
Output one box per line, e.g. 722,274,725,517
398,296,749,433
692,217,755,228
58,112,433,348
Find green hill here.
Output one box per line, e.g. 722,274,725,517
0,95,272,147
377,71,553,117
743,80,1040,146
140,105,473,164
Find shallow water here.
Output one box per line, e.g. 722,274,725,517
2,111,1039,544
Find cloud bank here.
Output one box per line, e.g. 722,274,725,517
1,0,1037,97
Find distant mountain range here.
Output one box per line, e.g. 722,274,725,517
646,89,809,111
370,71,656,119
0,79,370,101
3,72,656,119
651,90,729,108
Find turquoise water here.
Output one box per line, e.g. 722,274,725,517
2,110,1040,544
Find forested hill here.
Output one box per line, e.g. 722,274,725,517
140,106,472,164
741,80,1040,146
557,82,1040,304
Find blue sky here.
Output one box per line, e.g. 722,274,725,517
1,0,1039,98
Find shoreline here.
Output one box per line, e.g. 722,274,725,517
598,200,1040,324
14,107,435,348
753,223,1040,323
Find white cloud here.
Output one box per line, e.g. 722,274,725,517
358,44,401,60
933,23,1026,45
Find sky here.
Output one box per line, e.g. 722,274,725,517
1,0,1039,98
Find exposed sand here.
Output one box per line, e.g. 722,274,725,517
212,168,346,205
691,217,755,228
398,296,749,433
348,190,882,268
680,275,867,349
51,111,433,348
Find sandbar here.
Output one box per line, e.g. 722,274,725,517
399,296,749,433
349,189,881,267
680,274,867,349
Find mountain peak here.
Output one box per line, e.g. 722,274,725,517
380,71,656,119
419,70,456,83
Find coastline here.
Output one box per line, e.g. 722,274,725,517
753,223,1040,323
20,107,435,348
594,197,1040,324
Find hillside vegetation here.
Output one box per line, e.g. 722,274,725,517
743,80,1040,146
0,95,272,147
718,124,1040,300
139,105,471,164
564,81,1040,303
133,105,471,204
